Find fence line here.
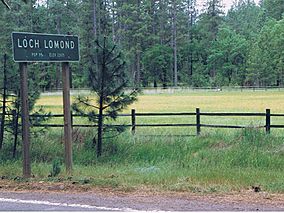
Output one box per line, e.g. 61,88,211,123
40,86,284,95
10,108,281,135
2,108,284,135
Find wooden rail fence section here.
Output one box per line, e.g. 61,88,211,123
21,108,284,135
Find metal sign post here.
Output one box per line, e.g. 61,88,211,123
12,32,79,176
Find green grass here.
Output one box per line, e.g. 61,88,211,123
0,129,283,193
0,89,284,194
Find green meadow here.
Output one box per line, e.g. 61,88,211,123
36,89,284,135
0,89,284,193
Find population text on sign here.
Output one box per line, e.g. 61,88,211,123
12,32,80,62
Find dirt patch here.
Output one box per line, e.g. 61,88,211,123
0,179,92,193
0,179,284,211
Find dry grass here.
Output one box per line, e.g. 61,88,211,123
36,90,284,131
129,91,284,113
37,90,284,113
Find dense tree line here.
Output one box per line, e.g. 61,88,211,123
0,0,283,90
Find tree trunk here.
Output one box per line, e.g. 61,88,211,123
12,104,20,159
111,0,115,43
159,1,165,44
96,37,106,157
151,0,157,44
136,51,141,86
154,79,157,88
163,69,167,89
97,95,103,157
93,0,97,38
135,0,141,87
0,54,7,149
55,64,61,89
172,0,178,87
187,0,195,78
210,68,216,78
55,15,62,90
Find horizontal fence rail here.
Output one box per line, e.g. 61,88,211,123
2,108,284,136
1,108,279,136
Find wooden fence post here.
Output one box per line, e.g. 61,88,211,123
266,109,270,134
196,108,201,136
131,109,136,134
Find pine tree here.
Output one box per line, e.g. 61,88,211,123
208,25,248,86
1,0,28,9
204,0,225,40
261,0,284,20
196,0,224,80
72,37,139,157
142,44,173,88
247,19,284,86
226,0,264,40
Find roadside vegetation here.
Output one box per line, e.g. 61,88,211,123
0,90,283,194
0,128,283,193
1,0,283,195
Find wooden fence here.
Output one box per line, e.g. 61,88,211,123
26,108,284,135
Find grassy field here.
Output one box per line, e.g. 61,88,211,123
36,90,284,135
37,90,284,113
0,89,283,194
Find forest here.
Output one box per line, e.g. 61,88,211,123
0,0,284,91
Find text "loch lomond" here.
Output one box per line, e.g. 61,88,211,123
17,38,75,49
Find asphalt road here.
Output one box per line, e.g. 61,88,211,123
0,200,98,211
0,193,133,211
0,190,284,211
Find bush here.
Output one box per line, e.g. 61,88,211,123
49,159,61,177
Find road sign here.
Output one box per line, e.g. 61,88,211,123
11,32,78,176
12,32,79,62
